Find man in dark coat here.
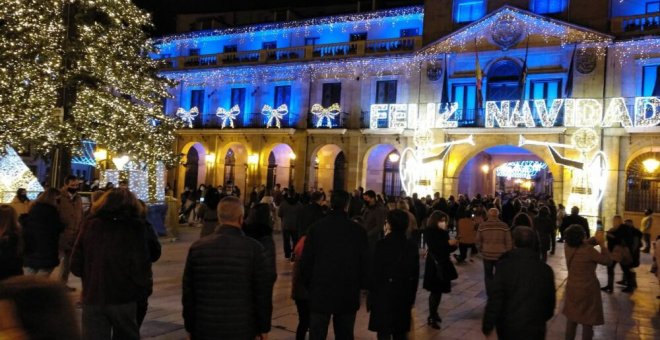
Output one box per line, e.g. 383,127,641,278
560,206,590,238
361,190,388,255
300,190,369,340
483,226,556,340
297,191,325,237
182,196,272,340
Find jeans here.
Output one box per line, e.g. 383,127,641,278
377,332,407,340
24,267,54,277
309,311,356,340
82,302,139,340
282,229,298,258
295,299,310,340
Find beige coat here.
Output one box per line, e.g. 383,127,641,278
58,188,83,252
9,197,30,216
563,244,611,326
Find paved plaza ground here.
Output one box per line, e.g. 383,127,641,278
65,226,660,339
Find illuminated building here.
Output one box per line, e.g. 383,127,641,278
153,0,660,231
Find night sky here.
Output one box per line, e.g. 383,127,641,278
133,0,421,35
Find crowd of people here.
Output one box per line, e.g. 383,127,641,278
0,179,658,340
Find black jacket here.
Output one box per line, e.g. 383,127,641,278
243,222,278,300
561,214,590,237
22,202,65,269
182,226,272,340
423,227,455,294
300,210,369,314
0,231,22,280
297,202,325,237
483,248,555,340
368,233,419,333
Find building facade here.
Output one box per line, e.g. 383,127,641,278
153,0,660,233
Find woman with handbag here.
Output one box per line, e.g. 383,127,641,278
423,211,457,329
563,225,611,340
601,215,634,293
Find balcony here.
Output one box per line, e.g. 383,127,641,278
160,36,422,70
306,112,349,129
183,113,297,129
611,13,660,35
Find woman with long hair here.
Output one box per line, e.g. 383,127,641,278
423,210,457,329
71,189,152,340
563,225,611,340
368,210,419,339
22,188,65,276
0,205,22,280
533,206,554,262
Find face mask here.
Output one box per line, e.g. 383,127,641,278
438,222,447,230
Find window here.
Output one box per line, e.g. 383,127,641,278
322,83,341,107
400,28,419,37
304,37,319,46
188,48,200,56
223,45,237,53
350,32,368,41
224,149,236,185
647,1,660,13
454,0,486,23
262,41,277,49
274,85,291,107
531,0,567,14
230,88,246,109
190,90,205,112
383,151,402,197
530,79,563,125
642,65,660,96
376,80,397,104
452,84,477,124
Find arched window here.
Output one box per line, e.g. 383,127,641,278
383,151,402,197
487,58,523,102
333,151,346,191
625,152,660,212
224,149,236,185
184,147,199,190
267,151,277,190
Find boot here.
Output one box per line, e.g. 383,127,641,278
427,316,440,329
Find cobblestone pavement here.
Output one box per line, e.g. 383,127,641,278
64,226,660,339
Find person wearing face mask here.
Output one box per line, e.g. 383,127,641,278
58,175,84,291
9,188,30,217
423,211,458,329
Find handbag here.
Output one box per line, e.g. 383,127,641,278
430,253,458,282
611,244,633,266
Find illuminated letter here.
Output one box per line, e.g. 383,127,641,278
510,100,535,127
534,99,564,127
388,104,408,128
602,97,633,127
574,99,602,127
407,104,419,129
435,102,459,128
485,101,511,128
634,97,660,127
370,104,388,129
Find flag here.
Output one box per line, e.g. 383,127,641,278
519,36,529,105
565,44,577,98
440,54,450,107
475,41,483,110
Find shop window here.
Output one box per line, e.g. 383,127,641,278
530,0,567,14
322,83,341,107
454,0,486,23
642,65,660,96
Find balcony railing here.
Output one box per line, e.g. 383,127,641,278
611,13,660,35
182,113,296,129
160,36,422,70
306,112,349,128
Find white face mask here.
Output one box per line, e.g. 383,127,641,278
438,221,447,230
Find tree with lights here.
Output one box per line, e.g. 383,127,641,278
0,0,180,188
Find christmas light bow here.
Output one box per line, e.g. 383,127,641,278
310,103,341,128
176,107,199,128
216,105,241,129
261,104,289,128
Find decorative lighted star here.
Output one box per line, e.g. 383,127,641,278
216,105,241,129
176,107,199,128
261,104,288,128
310,103,341,128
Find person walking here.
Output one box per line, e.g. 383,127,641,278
563,225,611,340
58,175,84,291
300,190,369,340
455,208,478,263
482,226,556,340
297,191,326,237
196,187,221,238
70,189,152,340
561,206,590,238
243,203,278,303
476,208,512,292
368,210,419,340
362,190,388,255
641,209,654,253
601,215,633,293
0,205,23,280
135,201,162,329
533,206,555,262
182,196,272,340
423,211,457,329
280,194,302,260
21,188,65,276
9,188,30,217
292,234,310,340
556,203,567,243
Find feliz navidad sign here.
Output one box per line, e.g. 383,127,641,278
369,96,660,129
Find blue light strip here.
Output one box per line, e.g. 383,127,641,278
495,161,548,179
71,141,97,166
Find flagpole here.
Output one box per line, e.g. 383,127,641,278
474,38,483,126
519,35,530,107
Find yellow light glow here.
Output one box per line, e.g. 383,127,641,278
248,154,259,165
481,164,490,174
388,153,400,163
206,152,216,165
314,156,320,165
642,157,659,173
93,148,108,161
112,155,130,171
289,152,297,160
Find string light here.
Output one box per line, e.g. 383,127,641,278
215,105,241,129
177,107,199,128
261,104,289,128
495,161,547,179
310,103,341,128
0,146,44,203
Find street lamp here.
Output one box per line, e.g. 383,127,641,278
388,152,400,163
643,144,659,173
248,154,259,166
289,152,297,160
206,153,216,185
481,164,490,174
